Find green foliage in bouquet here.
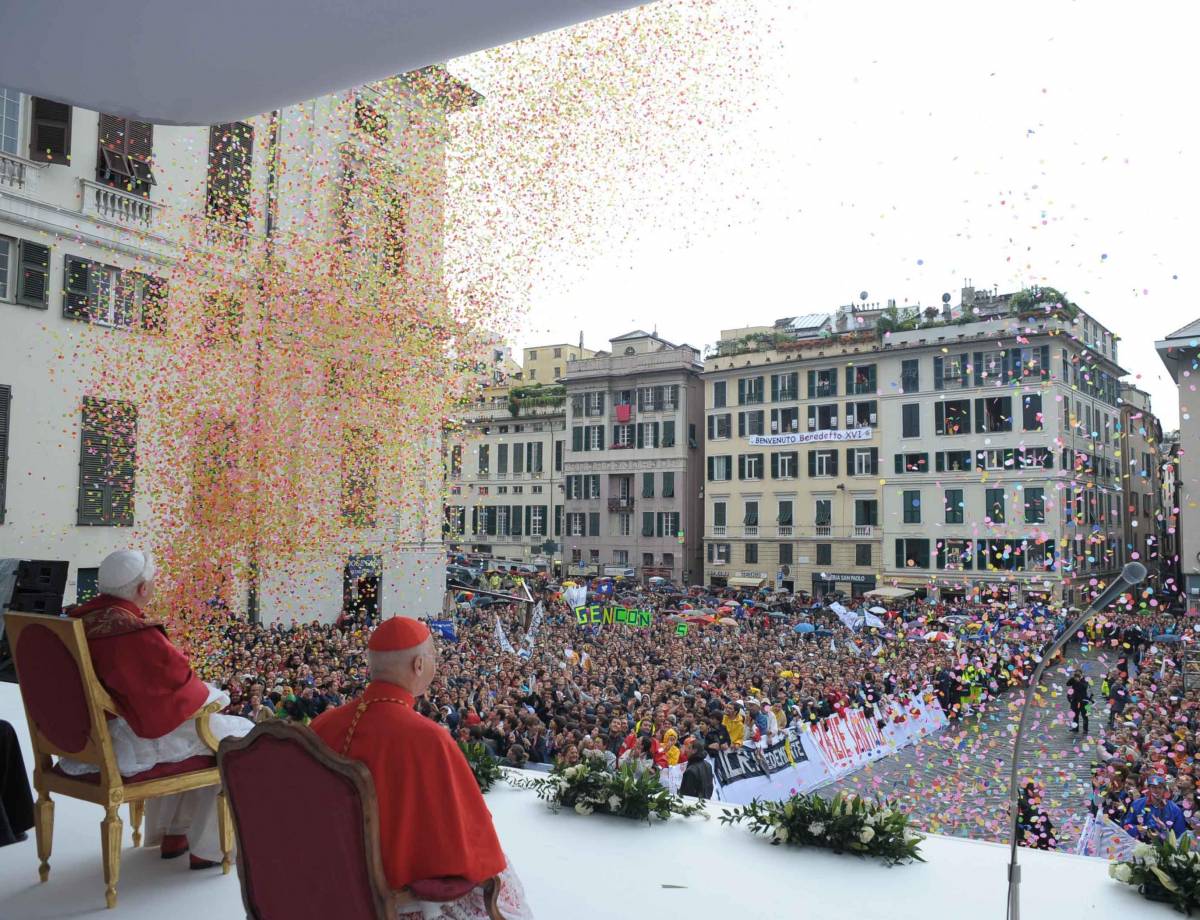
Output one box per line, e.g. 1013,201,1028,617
720,791,925,866
510,759,708,823
458,741,503,794
1110,832,1200,914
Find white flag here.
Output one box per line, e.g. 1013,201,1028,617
494,616,517,655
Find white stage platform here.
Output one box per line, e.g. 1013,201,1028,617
0,683,1163,920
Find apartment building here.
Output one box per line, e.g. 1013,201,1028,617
561,331,704,584
521,342,596,384
702,318,884,596
1119,383,1165,583
444,367,566,564
879,287,1125,605
1156,321,1200,604
0,72,472,622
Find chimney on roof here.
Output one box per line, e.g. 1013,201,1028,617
578,330,584,349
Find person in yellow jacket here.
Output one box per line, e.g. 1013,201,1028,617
722,703,745,748
661,728,681,766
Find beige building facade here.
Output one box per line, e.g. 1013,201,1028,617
1156,321,1200,605
522,342,595,384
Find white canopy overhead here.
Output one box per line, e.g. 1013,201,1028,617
863,586,915,601
0,0,648,125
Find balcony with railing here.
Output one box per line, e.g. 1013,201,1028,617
815,524,832,537
778,525,793,538
711,525,727,537
0,151,45,195
853,524,875,537
607,496,636,512
744,525,759,537
79,179,165,233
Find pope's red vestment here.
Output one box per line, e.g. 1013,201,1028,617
310,681,506,891
68,595,209,738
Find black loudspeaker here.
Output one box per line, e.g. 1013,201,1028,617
8,560,69,615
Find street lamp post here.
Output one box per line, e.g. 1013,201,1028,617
1005,560,1146,920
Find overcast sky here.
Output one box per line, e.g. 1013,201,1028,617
492,0,1199,429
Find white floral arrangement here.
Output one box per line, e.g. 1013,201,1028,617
720,791,924,866
510,759,708,823
1109,832,1200,913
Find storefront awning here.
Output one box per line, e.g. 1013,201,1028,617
728,577,767,588
863,586,915,600
0,0,646,125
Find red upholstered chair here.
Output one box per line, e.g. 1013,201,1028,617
4,610,233,909
218,721,505,920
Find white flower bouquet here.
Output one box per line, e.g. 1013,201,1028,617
510,759,707,823
1110,832,1200,913
720,791,924,866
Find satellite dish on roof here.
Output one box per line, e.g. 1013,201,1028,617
859,291,869,301
942,293,952,304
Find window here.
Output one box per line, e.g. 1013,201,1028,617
935,450,972,472
707,413,732,440
850,447,877,476
567,512,586,536
975,396,1013,433
379,192,406,276
642,472,655,498
808,368,837,398
935,399,971,435
641,512,654,537
979,350,1006,382
744,501,759,529
985,487,1005,523
707,456,732,481
770,372,799,402
738,453,764,480
96,114,155,196
78,397,137,526
478,444,489,476
738,410,765,437
613,549,628,565
738,376,764,405
935,354,968,389
341,426,379,527
712,501,727,529
1022,394,1043,431
902,490,921,524
900,359,919,393
709,543,731,564
207,122,254,226
528,369,536,380
895,538,930,569
0,238,49,308
901,404,920,438
449,444,462,478
589,513,600,537
771,450,798,479
554,347,562,358
777,500,793,527
0,384,8,523
1024,486,1045,524
662,420,676,447
529,349,538,360
816,543,832,565
554,440,563,472
584,391,605,416
809,449,837,477
530,507,547,537
894,452,928,474
62,256,167,329
980,449,1008,471
496,443,509,477
354,96,389,143
617,512,631,537
845,400,877,429
779,543,794,565
712,381,727,408
745,543,759,564
771,406,800,433
585,425,604,450
808,404,839,431
0,88,19,155
854,499,878,526
944,488,964,524
496,486,508,495
845,365,876,395
662,552,674,569
855,544,871,567
613,423,634,447
662,471,674,498
937,539,973,570
1019,446,1053,470
29,97,71,164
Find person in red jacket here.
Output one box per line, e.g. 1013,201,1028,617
60,550,251,869
311,617,531,919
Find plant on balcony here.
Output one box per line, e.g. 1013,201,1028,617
507,383,567,416
458,741,503,793
1008,286,1080,320
875,306,920,337
720,791,925,866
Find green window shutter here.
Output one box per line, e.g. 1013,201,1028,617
636,423,644,449
770,453,779,478
63,254,94,321
706,457,714,481
642,472,654,498
572,426,582,452
662,420,675,447
588,512,600,536
0,385,9,523
808,451,817,477
662,472,674,498
17,241,50,308
642,512,654,537
29,98,72,164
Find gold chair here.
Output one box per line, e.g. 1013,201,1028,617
4,610,233,909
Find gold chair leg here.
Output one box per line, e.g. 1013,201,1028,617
34,792,54,883
101,805,123,909
217,789,233,875
129,801,144,848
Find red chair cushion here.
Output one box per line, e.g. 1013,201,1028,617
50,754,215,785
407,877,478,901
222,734,379,920
16,625,91,753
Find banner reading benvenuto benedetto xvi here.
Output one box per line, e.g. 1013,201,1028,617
747,428,872,447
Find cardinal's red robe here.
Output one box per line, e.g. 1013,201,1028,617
310,681,506,890
68,595,209,739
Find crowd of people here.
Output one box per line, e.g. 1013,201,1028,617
183,567,1198,849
